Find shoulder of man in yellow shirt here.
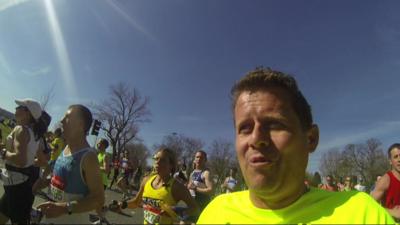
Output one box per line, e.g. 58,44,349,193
197,187,395,224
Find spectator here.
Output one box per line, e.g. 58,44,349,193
319,175,338,191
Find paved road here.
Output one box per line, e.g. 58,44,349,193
0,179,144,224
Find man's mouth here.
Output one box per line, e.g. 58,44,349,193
249,155,277,165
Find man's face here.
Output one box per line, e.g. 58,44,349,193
344,176,352,186
97,141,105,151
390,148,400,173
194,152,206,168
61,108,83,141
234,88,318,194
326,176,332,184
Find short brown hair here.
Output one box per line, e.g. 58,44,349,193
68,104,93,135
231,67,313,130
388,143,400,158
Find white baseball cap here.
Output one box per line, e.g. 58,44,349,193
15,98,42,120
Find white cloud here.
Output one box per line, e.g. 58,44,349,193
0,0,30,12
21,66,51,77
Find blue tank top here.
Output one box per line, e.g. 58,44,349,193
50,147,92,201
190,169,211,209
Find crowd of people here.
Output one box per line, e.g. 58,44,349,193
0,67,400,224
314,175,368,192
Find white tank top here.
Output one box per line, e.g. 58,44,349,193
6,125,39,167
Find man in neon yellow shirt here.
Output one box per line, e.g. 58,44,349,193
50,128,65,161
197,68,394,224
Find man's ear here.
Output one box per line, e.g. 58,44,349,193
306,124,319,153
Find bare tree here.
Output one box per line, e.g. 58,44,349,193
93,82,151,160
319,138,389,189
125,142,150,169
154,133,204,166
319,148,350,180
208,139,235,192
40,84,55,110
182,136,204,166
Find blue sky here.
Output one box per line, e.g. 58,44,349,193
1,0,400,173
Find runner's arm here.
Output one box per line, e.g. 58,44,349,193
371,174,389,203
4,126,29,167
34,139,50,167
124,175,150,208
69,151,105,213
370,174,400,219
32,163,52,193
195,170,214,195
172,180,199,217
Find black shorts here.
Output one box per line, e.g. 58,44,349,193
0,180,35,224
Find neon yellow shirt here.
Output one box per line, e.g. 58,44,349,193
142,175,176,224
197,188,395,224
50,137,65,161
97,151,109,186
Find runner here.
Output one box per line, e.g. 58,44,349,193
0,98,50,224
115,147,199,224
173,163,188,185
221,167,238,193
108,158,120,190
371,143,400,220
35,104,105,223
94,138,111,224
49,128,65,162
117,151,134,199
187,150,214,221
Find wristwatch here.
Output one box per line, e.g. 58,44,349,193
66,202,72,215
0,148,6,160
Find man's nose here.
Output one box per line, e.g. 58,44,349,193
249,124,270,149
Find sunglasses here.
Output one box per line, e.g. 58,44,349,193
16,105,28,111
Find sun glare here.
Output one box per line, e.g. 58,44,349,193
43,0,78,99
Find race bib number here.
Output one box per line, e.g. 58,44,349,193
50,185,65,201
143,210,160,224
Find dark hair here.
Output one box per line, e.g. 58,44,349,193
69,104,93,135
195,150,208,161
231,67,313,130
388,143,400,158
99,138,109,149
32,111,51,141
54,127,62,137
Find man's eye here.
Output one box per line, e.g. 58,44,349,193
238,124,252,134
268,122,286,130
